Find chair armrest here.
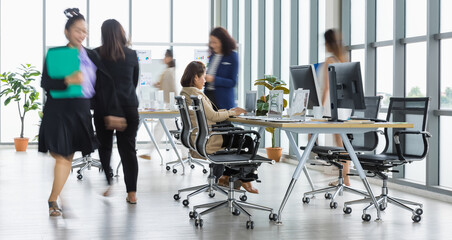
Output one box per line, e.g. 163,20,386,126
208,129,262,159
209,127,244,132
211,122,234,128
393,130,432,160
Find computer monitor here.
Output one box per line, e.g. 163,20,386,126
290,64,321,110
328,62,366,122
245,91,257,115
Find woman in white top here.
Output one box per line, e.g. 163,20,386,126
319,29,351,186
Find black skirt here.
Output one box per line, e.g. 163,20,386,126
38,98,98,157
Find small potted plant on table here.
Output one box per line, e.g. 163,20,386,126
254,75,289,162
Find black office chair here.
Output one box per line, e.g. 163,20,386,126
172,96,245,206
343,97,431,222
188,95,276,229
302,96,382,208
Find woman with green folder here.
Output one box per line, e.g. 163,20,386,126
39,8,126,217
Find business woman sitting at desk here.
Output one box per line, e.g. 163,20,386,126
180,61,259,194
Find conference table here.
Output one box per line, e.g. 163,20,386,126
228,117,413,224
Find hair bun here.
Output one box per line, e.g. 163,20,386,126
64,8,80,19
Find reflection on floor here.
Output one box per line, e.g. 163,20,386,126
0,145,451,239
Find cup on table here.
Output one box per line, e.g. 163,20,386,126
312,106,324,119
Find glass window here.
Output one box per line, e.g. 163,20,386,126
227,0,233,34
1,0,43,143
440,116,452,188
298,0,310,65
132,0,170,43
441,0,452,33
376,46,393,108
89,0,129,48
318,0,325,62
405,42,427,97
350,0,365,45
46,0,87,47
351,49,366,91
265,0,274,76
376,0,393,41
405,0,427,38
173,0,210,43
440,39,452,109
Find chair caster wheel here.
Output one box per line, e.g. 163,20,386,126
166,166,171,171
246,220,254,229
173,194,180,201
77,170,81,174
362,214,371,222
109,172,114,178
232,209,240,216
415,208,423,215
412,215,421,222
269,213,278,221
202,169,208,174
330,202,338,209
208,193,215,198
302,196,310,204
194,218,203,227
343,207,352,214
189,211,198,219
172,169,177,174
77,174,83,180
325,193,332,199
182,199,189,206
240,195,247,201
190,165,195,169
379,204,386,211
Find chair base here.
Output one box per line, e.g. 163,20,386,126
71,155,103,180
189,180,276,229
165,154,209,174
303,165,368,208
173,165,246,206
343,179,423,222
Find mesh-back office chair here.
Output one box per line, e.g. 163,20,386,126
302,96,382,208
187,95,276,229
172,96,245,206
165,116,209,174
343,97,430,222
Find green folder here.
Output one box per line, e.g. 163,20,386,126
46,47,83,98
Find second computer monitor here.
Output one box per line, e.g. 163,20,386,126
290,64,321,109
328,62,366,122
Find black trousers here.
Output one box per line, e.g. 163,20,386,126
212,134,257,184
94,107,139,193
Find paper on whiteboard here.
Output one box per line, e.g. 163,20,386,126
137,50,152,64
139,72,152,86
194,49,210,68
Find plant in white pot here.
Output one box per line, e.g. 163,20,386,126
0,64,41,151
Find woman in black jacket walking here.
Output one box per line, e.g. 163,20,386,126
95,19,140,204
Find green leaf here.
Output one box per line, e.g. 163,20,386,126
254,82,273,90
273,86,290,94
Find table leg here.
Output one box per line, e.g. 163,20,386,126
276,132,318,225
340,133,381,221
285,131,315,191
160,118,185,175
142,119,164,165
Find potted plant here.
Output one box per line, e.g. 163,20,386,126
254,75,289,162
0,64,41,151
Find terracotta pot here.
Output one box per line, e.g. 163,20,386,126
266,147,282,162
14,137,29,152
